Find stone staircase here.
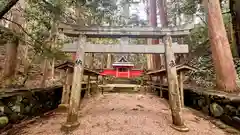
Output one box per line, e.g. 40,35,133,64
111,78,137,84
103,78,140,93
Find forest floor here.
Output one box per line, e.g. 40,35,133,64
15,93,231,135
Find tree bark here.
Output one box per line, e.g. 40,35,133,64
158,0,168,27
50,8,60,79
230,0,240,57
145,0,154,70
149,0,161,69
2,1,22,86
41,17,59,85
3,38,18,85
19,0,30,86
203,0,239,92
157,0,168,67
147,38,154,70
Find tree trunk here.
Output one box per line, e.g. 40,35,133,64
3,1,22,86
41,26,57,86
145,0,154,70
19,0,30,85
89,53,94,69
230,0,240,57
158,0,168,27
50,15,60,80
149,0,161,69
106,54,112,69
40,59,49,87
157,0,168,67
3,38,19,85
203,0,239,92
147,38,154,70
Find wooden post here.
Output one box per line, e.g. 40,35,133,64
159,75,163,98
86,75,91,97
90,53,94,69
95,75,100,95
65,71,73,105
116,67,119,77
179,71,184,108
59,68,72,110
164,35,188,132
149,75,153,92
61,68,69,105
62,35,86,129
101,76,105,94
59,70,64,80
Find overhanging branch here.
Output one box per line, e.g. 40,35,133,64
1,17,51,55
0,0,19,19
2,17,42,45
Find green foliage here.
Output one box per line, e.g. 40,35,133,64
170,0,240,87
133,76,142,84
234,58,240,78
0,0,8,11
189,56,215,87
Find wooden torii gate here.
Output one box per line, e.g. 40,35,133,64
59,23,193,132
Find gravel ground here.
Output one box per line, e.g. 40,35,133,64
17,93,229,135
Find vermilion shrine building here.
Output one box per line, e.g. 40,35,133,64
100,56,143,78
71,53,143,78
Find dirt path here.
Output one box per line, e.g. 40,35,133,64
17,93,229,135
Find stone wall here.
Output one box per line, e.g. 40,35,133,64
184,88,240,130
0,86,62,129
154,85,240,131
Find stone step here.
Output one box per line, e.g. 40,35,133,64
112,78,136,84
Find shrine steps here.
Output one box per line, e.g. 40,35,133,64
111,78,137,84
99,84,140,94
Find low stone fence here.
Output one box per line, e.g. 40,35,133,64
154,85,240,131
184,88,240,130
0,86,63,129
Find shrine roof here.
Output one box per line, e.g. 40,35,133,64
55,61,100,76
112,56,134,67
146,64,198,76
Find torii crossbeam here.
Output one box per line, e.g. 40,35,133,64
62,42,189,53
59,22,193,38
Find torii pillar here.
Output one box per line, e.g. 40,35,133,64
62,35,86,130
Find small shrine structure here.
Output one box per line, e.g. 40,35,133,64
100,56,143,78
